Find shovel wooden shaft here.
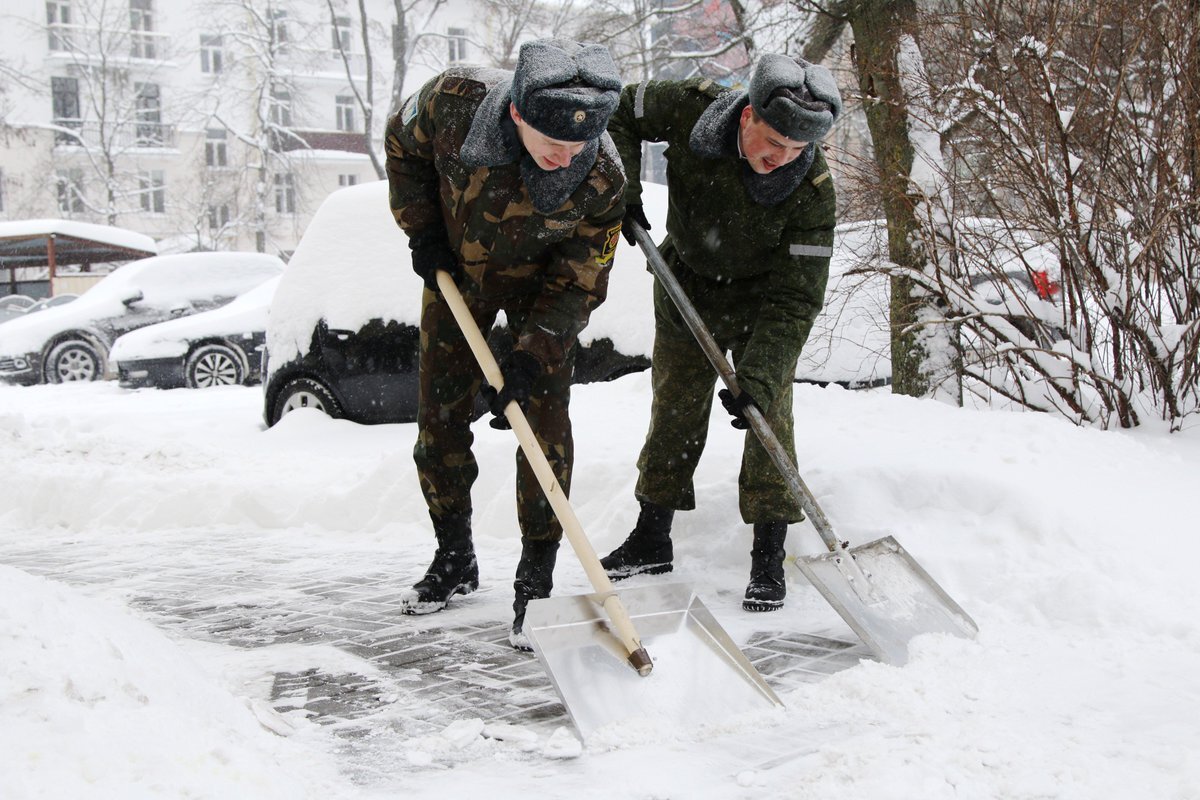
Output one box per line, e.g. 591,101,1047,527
629,223,844,552
435,271,653,676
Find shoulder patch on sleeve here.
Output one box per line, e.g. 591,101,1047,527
598,223,622,266
400,93,419,126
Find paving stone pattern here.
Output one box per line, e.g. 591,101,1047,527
0,533,868,776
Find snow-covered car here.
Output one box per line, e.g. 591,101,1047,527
110,276,281,389
0,253,284,385
0,295,36,324
262,181,660,426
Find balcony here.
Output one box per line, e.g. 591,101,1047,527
46,23,171,64
269,129,370,155
278,46,367,79
53,119,177,150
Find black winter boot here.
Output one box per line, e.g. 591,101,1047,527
509,539,559,651
401,515,479,615
600,500,675,580
743,521,787,612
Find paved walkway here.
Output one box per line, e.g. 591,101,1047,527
0,529,868,783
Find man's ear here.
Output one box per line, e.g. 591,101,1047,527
509,102,522,126
739,104,754,126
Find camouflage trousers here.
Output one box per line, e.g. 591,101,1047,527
636,265,804,524
414,285,574,543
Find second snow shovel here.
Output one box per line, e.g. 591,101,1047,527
435,271,782,739
629,222,978,666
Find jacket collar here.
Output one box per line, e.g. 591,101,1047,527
461,79,600,214
688,89,815,207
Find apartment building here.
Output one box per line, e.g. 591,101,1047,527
0,0,482,257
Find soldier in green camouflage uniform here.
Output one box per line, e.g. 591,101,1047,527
601,54,842,611
386,39,626,648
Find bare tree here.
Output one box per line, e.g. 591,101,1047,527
32,0,181,225
389,0,447,118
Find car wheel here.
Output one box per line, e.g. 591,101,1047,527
271,377,342,425
186,343,246,388
45,340,102,383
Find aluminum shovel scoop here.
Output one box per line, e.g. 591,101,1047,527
436,271,782,739
629,222,978,666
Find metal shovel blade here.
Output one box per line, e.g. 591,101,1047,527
524,582,783,742
795,535,979,666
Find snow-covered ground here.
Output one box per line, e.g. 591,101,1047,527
1,377,1198,799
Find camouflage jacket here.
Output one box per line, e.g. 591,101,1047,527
608,78,836,410
385,67,626,368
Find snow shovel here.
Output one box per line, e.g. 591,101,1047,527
435,271,782,737
628,222,978,666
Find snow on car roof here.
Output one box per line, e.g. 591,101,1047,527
109,276,282,363
267,180,663,367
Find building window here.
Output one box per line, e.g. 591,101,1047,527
139,170,165,213
47,0,72,51
55,169,85,213
447,27,468,64
331,15,351,51
205,128,227,168
335,95,355,132
130,0,155,59
338,173,357,187
269,9,289,49
134,82,163,145
274,173,295,213
200,34,223,74
207,203,230,230
270,88,292,127
51,76,81,144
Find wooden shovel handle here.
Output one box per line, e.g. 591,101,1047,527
435,271,653,676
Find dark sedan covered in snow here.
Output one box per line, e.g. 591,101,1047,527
110,276,281,389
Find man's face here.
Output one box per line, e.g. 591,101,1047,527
510,104,588,171
738,105,809,175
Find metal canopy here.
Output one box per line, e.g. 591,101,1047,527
0,220,157,270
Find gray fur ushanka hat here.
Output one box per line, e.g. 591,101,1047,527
510,39,622,142
749,54,843,142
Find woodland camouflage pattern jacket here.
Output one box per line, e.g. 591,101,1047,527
385,67,626,368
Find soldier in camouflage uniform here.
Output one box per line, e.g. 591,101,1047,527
600,54,842,612
385,39,626,649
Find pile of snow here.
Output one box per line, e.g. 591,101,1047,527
0,564,352,800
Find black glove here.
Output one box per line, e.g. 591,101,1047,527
481,350,543,430
718,387,759,430
620,204,651,246
410,231,462,292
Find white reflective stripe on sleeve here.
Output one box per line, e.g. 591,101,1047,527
634,80,648,119
789,244,833,258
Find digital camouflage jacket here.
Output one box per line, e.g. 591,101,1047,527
607,77,836,411
385,67,626,368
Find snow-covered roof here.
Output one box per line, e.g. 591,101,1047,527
0,219,158,268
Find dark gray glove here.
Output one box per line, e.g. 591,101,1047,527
410,230,462,291
620,204,651,246
718,387,758,430
481,350,543,430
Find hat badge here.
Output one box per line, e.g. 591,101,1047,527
573,110,586,124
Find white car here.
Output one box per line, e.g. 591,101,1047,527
0,252,284,385
109,276,281,389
